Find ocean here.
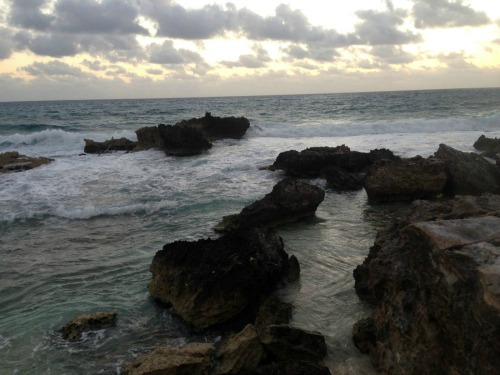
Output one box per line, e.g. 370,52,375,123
1,88,499,374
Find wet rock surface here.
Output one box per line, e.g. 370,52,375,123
83,137,137,154
353,195,500,374
0,151,53,173
473,134,500,156
175,112,250,141
60,312,117,341
214,178,325,232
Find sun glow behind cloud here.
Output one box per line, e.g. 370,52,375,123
0,0,498,101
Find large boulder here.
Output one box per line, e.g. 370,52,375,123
364,156,447,203
148,228,291,329
435,143,500,195
60,312,117,341
83,137,137,154
136,124,212,156
0,151,53,173
175,112,250,141
353,195,500,374
473,134,500,156
270,146,399,178
123,343,215,375
215,178,325,232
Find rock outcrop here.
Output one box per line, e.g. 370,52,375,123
124,342,215,375
435,143,500,195
0,151,53,173
148,228,292,329
214,178,325,232
60,312,117,341
353,195,500,374
83,137,137,154
473,134,500,157
175,112,250,142
364,156,447,203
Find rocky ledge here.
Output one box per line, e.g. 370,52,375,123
215,178,325,232
0,151,54,173
84,113,250,156
352,194,500,374
60,312,117,341
473,134,500,158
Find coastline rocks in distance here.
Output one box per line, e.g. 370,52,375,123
0,151,54,173
148,228,291,329
435,143,500,195
214,178,325,232
136,124,212,156
473,134,500,156
123,342,215,375
175,112,250,141
364,156,447,203
60,312,117,341
83,137,137,154
352,195,500,374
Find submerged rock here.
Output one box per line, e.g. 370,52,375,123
364,156,447,203
60,312,117,341
148,228,291,329
123,342,215,375
353,195,500,374
83,137,137,154
214,178,325,232
0,151,53,173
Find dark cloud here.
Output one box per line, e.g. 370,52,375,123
413,0,490,28
0,28,14,59
220,45,271,68
8,0,54,31
355,9,421,45
146,68,165,75
21,60,89,78
370,45,414,65
148,40,203,65
282,43,339,62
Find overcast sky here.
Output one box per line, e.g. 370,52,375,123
0,0,499,101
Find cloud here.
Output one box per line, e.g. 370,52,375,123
8,0,54,31
0,28,14,59
282,43,339,62
437,51,475,69
355,9,421,45
370,45,414,65
220,45,271,68
146,68,165,75
82,59,107,71
412,0,490,28
21,60,89,78
148,40,203,65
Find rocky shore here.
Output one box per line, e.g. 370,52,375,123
56,132,500,374
0,151,53,173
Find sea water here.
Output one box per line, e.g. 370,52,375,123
1,88,499,374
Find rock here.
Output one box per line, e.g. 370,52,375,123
353,196,500,374
0,151,53,173
123,343,215,375
261,325,327,363
324,166,364,191
217,324,264,374
473,134,500,155
148,228,291,329
270,146,399,178
238,361,332,375
60,312,117,341
175,112,250,141
254,297,293,341
435,143,500,195
83,137,136,154
214,178,325,232
364,156,447,203
136,124,212,156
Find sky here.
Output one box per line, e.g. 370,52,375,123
0,0,499,101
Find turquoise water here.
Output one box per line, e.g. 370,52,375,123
1,88,499,374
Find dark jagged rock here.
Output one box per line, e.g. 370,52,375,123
83,137,137,154
238,360,331,375
324,166,364,191
148,228,291,329
0,151,53,173
473,134,500,156
364,156,447,203
123,343,215,375
214,178,325,232
136,124,212,156
254,297,293,341
270,146,399,178
353,195,500,374
435,143,500,195
60,312,117,341
175,112,250,141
